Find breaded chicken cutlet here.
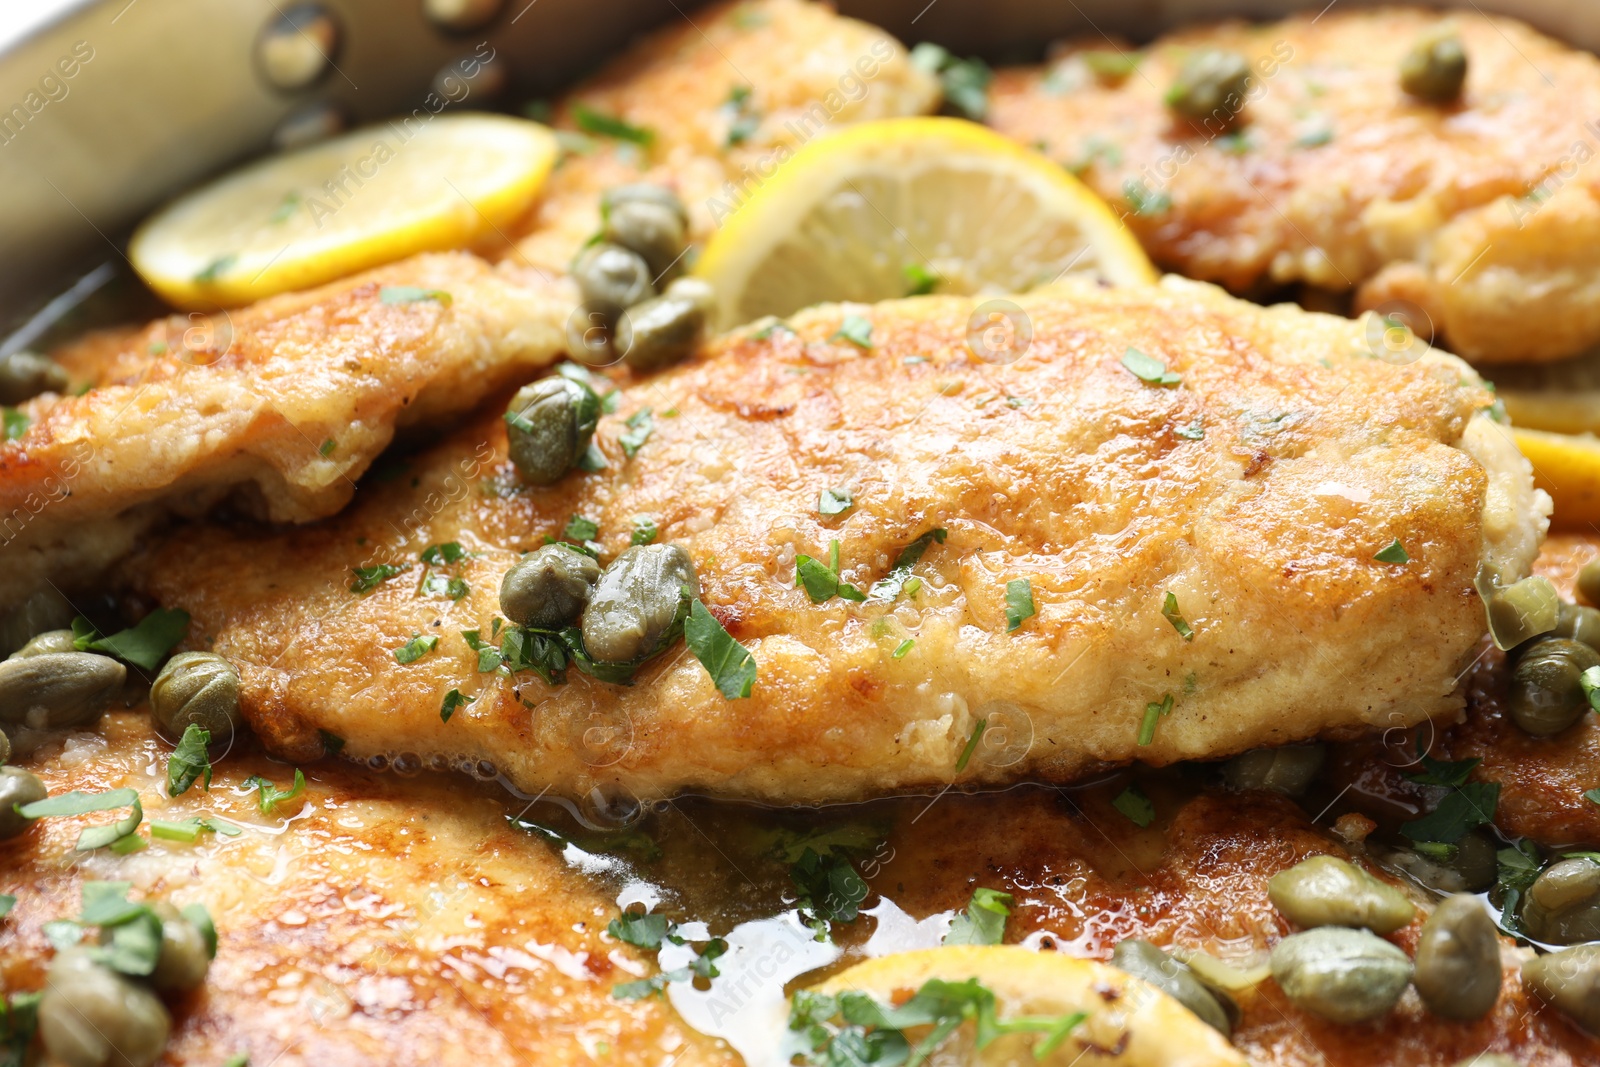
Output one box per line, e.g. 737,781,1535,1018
129,278,1546,803
987,6,1600,364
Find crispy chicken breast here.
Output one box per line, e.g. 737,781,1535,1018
130,279,1546,802
987,6,1600,364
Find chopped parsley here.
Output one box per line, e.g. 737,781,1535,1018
350,563,407,594
791,846,869,935
607,911,672,950
2,408,29,441
903,264,940,296
420,542,467,565
18,788,143,851
1113,783,1156,827
422,573,470,600
1120,347,1181,386
1175,419,1205,440
1123,180,1172,216
819,487,854,516
942,887,1011,946
1582,666,1600,713
630,516,659,546
564,514,601,542
71,608,190,671
166,725,212,796
1162,591,1194,640
149,816,240,842
892,638,915,659
462,627,504,673
379,286,452,306
796,540,867,603
910,43,992,120
870,528,947,600
440,688,473,723
1495,839,1541,933
1587,787,1600,805
1401,780,1500,844
620,407,654,458
722,84,761,146
1004,579,1035,632
572,103,655,146
831,314,873,348
318,438,335,457
393,633,439,664
1374,539,1410,564
955,719,988,772
499,627,572,686
1404,744,1480,788
685,599,757,700
1137,693,1174,746
244,769,305,814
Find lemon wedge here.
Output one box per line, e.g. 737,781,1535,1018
1514,427,1600,526
130,114,558,308
695,117,1156,328
794,947,1245,1067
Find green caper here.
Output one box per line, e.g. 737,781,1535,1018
1221,744,1325,796
601,183,688,228
0,652,125,730
1553,601,1600,650
1165,50,1252,124
573,242,655,321
1400,31,1468,103
1578,557,1600,606
0,586,74,657
1267,855,1417,934
149,652,241,739
38,948,172,1067
1524,943,1600,1034
617,288,707,373
1413,893,1502,1020
0,766,47,838
665,276,715,314
11,629,78,659
1382,831,1497,893
505,376,602,486
581,544,699,663
1486,576,1560,650
500,544,602,629
604,200,687,282
0,728,9,765
1269,927,1413,1024
0,350,70,405
148,902,211,994
1520,857,1600,944
1508,637,1600,737
1110,938,1231,1036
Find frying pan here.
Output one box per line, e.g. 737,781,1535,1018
0,0,1594,338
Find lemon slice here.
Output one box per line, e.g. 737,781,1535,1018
130,114,558,308
796,947,1245,1067
1514,427,1600,526
696,117,1156,328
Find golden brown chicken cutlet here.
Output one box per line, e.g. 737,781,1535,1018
987,6,1600,364
128,279,1544,803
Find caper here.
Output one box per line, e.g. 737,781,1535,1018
1520,857,1600,944
0,586,74,657
1165,50,1252,124
1508,637,1600,737
601,183,688,228
1400,31,1467,103
0,652,125,730
1383,831,1496,893
665,276,715,314
616,288,706,373
11,629,78,659
1578,557,1600,606
1413,893,1502,1020
604,200,687,282
1552,601,1600,650
581,544,699,663
148,902,211,994
500,544,602,629
149,652,241,739
1221,744,1325,796
505,376,602,486
0,350,69,405
1524,943,1600,1034
1486,576,1560,650
1267,855,1416,934
0,728,9,765
1269,927,1413,1024
573,242,655,322
38,948,171,1067
0,766,47,838
1110,938,1231,1035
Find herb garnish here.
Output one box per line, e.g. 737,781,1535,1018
607,911,729,999
620,407,654,458
892,639,915,659
630,516,659,545
903,264,940,296
607,911,672,950
1495,839,1541,933
819,487,853,516
440,688,473,723
910,43,993,121
393,633,439,664
193,255,236,285
1120,347,1181,386
870,528,947,600
791,846,870,936
244,769,305,814
350,563,407,594
167,725,212,796
2,408,29,441
942,887,1011,946
832,314,873,348
149,817,240,842
572,104,655,146
1137,694,1174,746
564,514,601,542
796,540,867,603
71,609,190,671
19,788,143,851
1374,539,1410,564
1113,783,1155,827
379,286,452,306
1162,591,1194,640
955,719,988,772
685,599,757,700
1005,579,1035,632
1123,180,1172,216
1401,779,1500,844
722,84,760,146
1582,666,1600,713
420,542,466,565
